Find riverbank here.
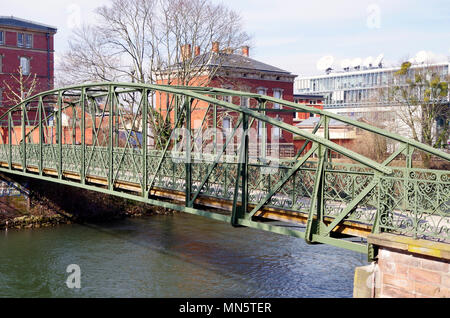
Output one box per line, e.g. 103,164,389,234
0,203,176,231
0,176,177,231
0,199,176,231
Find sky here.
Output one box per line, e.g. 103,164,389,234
1,0,449,77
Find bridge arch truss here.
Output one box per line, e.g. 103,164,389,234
0,82,448,258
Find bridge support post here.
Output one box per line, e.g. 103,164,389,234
354,233,450,298
108,86,115,191
142,89,148,197
231,114,249,227
185,97,192,208
21,104,26,173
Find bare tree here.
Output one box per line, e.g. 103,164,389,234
384,61,449,167
57,0,250,86
56,25,125,86
57,0,251,149
154,0,250,86
2,66,39,105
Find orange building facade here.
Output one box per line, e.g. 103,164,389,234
156,43,299,157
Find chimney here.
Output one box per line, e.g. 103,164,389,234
212,42,219,53
242,46,249,57
194,46,201,57
181,44,192,61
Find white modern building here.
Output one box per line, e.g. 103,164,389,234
295,60,449,146
295,61,449,113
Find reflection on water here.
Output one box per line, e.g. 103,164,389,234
0,213,367,298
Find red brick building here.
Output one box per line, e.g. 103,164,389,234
157,43,298,157
293,94,324,122
0,16,57,114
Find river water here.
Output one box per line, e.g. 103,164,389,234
0,213,367,298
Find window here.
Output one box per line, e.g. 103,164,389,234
273,89,283,109
25,34,33,48
257,88,267,95
241,97,249,108
18,33,24,47
272,125,281,138
223,95,231,103
20,57,30,75
258,120,263,137
0,31,4,45
0,55,2,73
223,117,231,137
272,116,282,139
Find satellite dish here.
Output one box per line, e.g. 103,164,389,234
415,51,429,64
351,58,362,69
363,56,373,68
374,54,384,68
317,55,335,71
341,59,351,70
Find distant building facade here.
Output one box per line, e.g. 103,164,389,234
0,16,57,114
295,62,449,113
295,62,450,146
293,94,323,122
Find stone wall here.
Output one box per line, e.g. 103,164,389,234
376,248,449,297
354,233,450,298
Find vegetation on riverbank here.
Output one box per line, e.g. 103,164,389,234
0,178,177,231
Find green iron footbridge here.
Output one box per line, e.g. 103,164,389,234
0,82,448,259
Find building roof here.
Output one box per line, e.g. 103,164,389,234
165,51,296,77
0,16,57,33
297,62,450,81
209,52,293,75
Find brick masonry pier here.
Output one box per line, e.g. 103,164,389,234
354,233,450,298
